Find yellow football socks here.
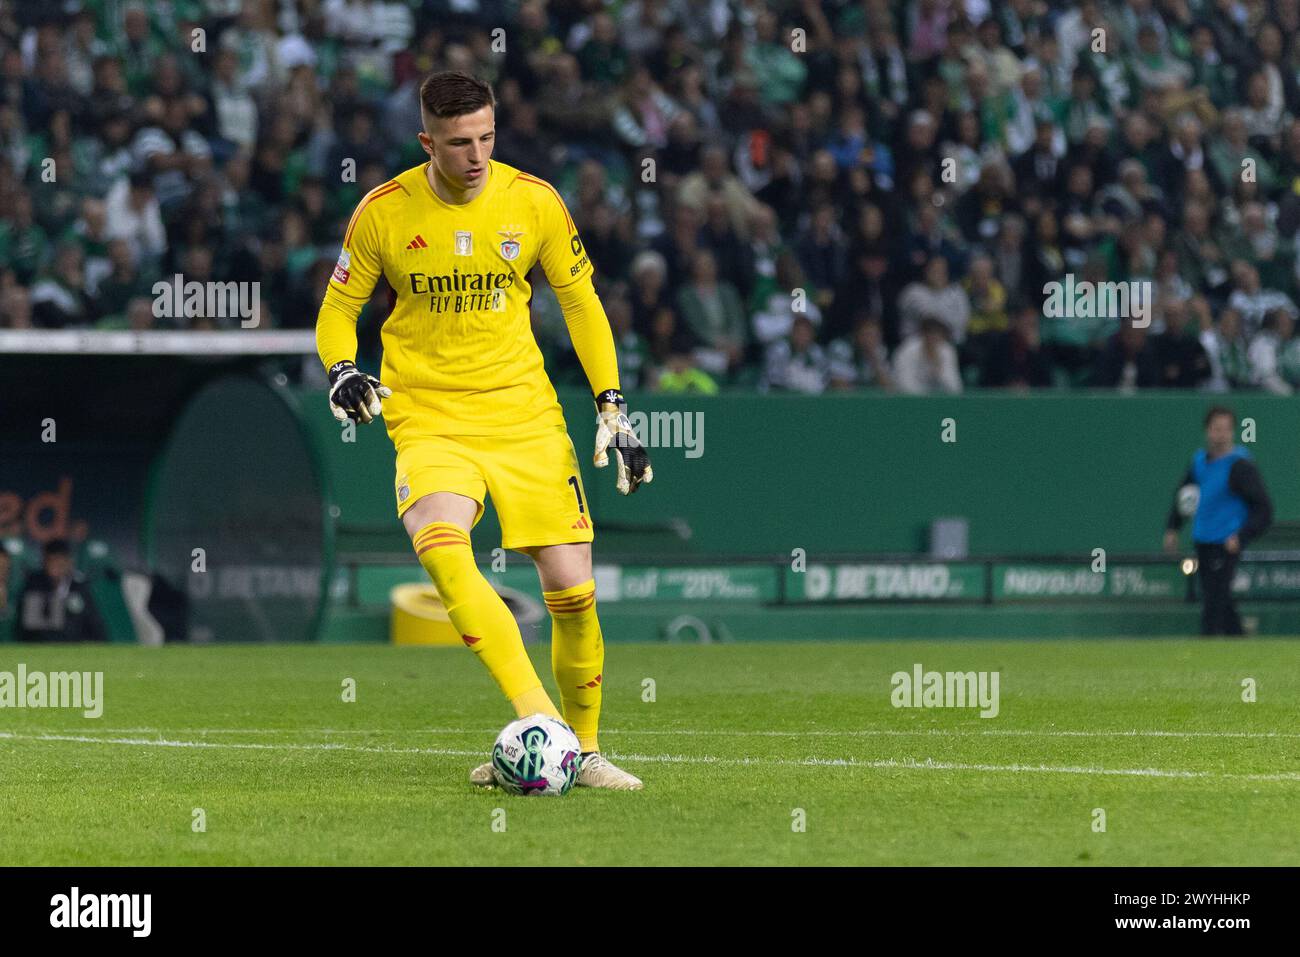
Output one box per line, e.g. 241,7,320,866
544,579,603,752
413,522,561,719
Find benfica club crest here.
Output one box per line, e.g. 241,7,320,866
498,228,524,261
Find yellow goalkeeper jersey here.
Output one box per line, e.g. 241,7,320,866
316,158,615,436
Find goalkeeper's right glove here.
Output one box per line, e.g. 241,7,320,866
328,360,392,424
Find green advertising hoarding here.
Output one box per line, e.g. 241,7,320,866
784,563,986,602
993,563,1188,600
1233,562,1300,598
600,565,779,602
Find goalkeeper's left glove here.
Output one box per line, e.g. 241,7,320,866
593,389,653,495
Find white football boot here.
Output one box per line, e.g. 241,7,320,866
469,762,497,787
575,753,643,790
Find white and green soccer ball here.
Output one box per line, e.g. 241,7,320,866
1177,483,1200,518
491,714,582,797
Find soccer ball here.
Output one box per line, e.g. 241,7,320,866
1177,483,1200,518
491,714,582,796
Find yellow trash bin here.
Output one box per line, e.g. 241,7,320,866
390,583,462,646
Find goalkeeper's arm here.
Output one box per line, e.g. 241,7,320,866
554,275,653,494
317,291,391,425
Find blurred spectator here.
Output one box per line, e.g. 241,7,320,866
964,251,1009,339
607,293,648,391
0,188,50,285
645,305,697,370
1174,200,1229,295
1152,297,1211,389
1012,116,1065,202
1227,260,1298,337
828,316,894,391
981,304,1052,389
899,255,970,344
1094,320,1159,391
612,63,680,151
796,201,848,314
91,238,145,324
1155,114,1207,207
104,169,167,270
537,53,616,158
1248,309,1296,395
675,248,746,377
894,316,962,395
576,13,628,91
656,352,719,395
745,9,807,107
15,539,106,643
700,192,753,298
629,249,670,337
832,205,895,342
211,46,258,158
671,60,720,140
678,145,763,243
653,203,701,290
1224,202,1295,293
133,94,213,216
1200,305,1251,393
29,242,89,328
752,249,821,348
762,314,828,394
1211,110,1279,195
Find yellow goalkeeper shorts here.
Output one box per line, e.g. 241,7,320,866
392,423,595,550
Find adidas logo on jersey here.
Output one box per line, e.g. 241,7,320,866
405,234,428,250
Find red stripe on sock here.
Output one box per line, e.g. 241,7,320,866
415,539,469,556
547,602,594,613
414,527,469,548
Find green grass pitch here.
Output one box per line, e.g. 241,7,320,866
0,640,1297,866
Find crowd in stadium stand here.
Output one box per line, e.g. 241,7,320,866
4,0,1300,394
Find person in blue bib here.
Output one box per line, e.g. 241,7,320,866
1164,406,1273,636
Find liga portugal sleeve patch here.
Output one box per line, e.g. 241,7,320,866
333,248,352,284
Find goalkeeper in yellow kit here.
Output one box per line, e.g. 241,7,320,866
316,72,652,790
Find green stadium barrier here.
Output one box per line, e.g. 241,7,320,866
302,386,1300,559
145,379,1300,641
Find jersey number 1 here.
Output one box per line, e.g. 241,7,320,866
567,475,585,514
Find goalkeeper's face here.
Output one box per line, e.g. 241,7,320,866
419,106,496,191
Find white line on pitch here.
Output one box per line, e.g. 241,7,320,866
1,731,1297,782
0,731,483,757
23,726,1300,741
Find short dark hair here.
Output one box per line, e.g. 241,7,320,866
1204,405,1235,428
419,71,495,122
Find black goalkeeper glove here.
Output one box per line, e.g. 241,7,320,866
593,389,653,495
328,360,392,425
